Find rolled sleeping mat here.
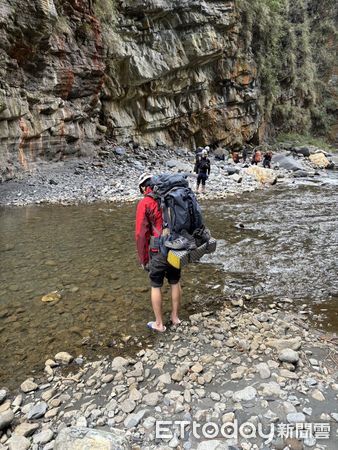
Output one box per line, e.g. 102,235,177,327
167,238,217,269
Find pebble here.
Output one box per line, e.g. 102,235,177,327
233,386,257,402
287,412,306,423
278,348,299,364
256,362,271,379
143,392,162,407
54,352,73,364
0,409,14,430
191,363,203,373
20,379,38,393
124,409,147,429
6,435,30,450
33,429,54,445
311,389,325,401
27,401,48,420
0,390,7,405
14,422,40,437
118,398,135,414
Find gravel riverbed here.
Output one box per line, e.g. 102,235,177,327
0,301,337,450
0,145,298,207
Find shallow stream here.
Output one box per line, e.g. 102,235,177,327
0,174,337,388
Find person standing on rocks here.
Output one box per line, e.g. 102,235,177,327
263,150,273,168
195,148,211,193
251,148,262,165
135,173,182,332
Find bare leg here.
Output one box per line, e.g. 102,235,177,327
150,287,166,331
170,282,181,324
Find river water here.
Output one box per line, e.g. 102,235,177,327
0,174,337,388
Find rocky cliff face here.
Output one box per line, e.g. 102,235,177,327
0,0,336,181
0,0,259,180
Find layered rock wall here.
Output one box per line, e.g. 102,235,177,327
0,0,336,181
0,0,259,180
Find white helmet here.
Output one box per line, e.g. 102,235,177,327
138,172,152,193
202,149,208,156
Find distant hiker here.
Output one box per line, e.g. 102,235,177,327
263,151,273,169
251,148,262,165
194,147,203,173
232,151,240,164
135,173,182,332
195,148,211,193
242,146,248,163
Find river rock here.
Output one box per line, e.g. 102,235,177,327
20,379,38,393
102,374,114,384
272,153,306,171
6,434,30,450
293,146,311,157
222,412,235,423
197,440,229,450
54,427,130,449
0,400,10,413
33,428,54,445
120,399,136,414
54,352,73,364
0,409,14,430
266,338,301,351
143,392,162,407
278,349,299,364
232,386,257,402
27,401,48,419
191,363,204,373
311,389,325,401
256,362,271,379
0,390,7,405
172,364,189,381
129,388,142,402
158,373,171,384
260,382,283,397
245,166,277,184
124,409,147,429
111,356,129,371
309,152,331,168
14,422,40,437
287,412,306,424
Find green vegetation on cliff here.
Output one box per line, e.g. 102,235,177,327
237,0,337,142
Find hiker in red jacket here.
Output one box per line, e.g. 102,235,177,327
135,173,182,332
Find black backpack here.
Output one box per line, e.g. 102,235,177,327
149,173,204,247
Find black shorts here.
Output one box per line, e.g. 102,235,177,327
149,252,181,288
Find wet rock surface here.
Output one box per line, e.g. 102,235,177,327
0,304,337,449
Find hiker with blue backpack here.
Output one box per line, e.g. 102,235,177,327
135,173,182,332
135,172,214,332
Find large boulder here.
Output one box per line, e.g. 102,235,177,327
245,166,277,184
293,146,311,157
309,152,332,168
272,153,306,171
54,427,130,450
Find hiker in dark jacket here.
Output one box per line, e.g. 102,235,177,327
263,151,273,168
135,173,182,332
195,149,211,193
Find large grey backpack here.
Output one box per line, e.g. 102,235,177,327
149,173,203,241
